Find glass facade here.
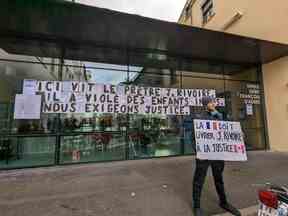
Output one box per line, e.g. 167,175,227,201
0,36,266,169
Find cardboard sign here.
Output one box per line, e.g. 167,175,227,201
194,119,247,161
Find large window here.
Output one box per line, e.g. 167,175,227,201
0,38,61,168
0,36,267,169
58,56,130,164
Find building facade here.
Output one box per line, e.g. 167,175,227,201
0,0,287,169
179,0,288,152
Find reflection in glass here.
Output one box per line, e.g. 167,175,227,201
60,133,126,163
128,66,182,158
0,47,61,134
224,80,264,150
0,136,55,169
181,75,225,154
128,114,181,158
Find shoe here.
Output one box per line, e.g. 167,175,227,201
193,208,204,216
219,202,241,216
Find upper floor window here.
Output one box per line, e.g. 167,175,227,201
185,1,192,20
201,0,214,25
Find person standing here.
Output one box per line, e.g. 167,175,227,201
193,96,241,216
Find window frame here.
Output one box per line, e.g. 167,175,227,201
201,0,214,25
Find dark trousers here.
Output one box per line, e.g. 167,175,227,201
192,159,227,208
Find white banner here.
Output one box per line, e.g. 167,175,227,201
194,119,247,161
17,80,227,116
14,80,227,118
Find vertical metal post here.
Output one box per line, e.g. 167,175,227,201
258,64,270,151
254,39,270,151
54,46,65,165
125,49,130,160
179,60,185,155
222,63,227,120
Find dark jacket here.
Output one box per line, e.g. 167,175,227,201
182,110,223,152
195,110,223,121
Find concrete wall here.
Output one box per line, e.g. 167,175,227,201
178,0,288,151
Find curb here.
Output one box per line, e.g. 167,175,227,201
213,205,258,216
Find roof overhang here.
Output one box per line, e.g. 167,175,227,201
0,0,288,66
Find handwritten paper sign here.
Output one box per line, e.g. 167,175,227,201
194,119,247,161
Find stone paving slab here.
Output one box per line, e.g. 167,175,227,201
0,151,288,216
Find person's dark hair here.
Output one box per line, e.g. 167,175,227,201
202,96,215,106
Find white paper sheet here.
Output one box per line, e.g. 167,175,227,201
23,79,37,95
14,94,42,119
246,104,253,115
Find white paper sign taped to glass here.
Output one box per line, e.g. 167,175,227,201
193,119,247,161
21,80,224,115
23,79,37,95
14,94,42,119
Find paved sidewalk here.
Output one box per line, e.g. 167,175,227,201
0,151,288,216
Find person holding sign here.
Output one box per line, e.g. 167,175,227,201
192,96,241,216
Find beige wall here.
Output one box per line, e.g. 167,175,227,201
263,57,288,151
178,0,288,151
183,0,288,44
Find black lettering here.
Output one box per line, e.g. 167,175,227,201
72,82,79,91
140,96,145,105
134,105,139,114
204,144,210,153
53,92,60,102
38,81,42,92
86,94,92,102
166,89,172,97
124,86,130,95
88,83,95,91
85,104,92,112
107,104,113,113
46,81,53,91
61,104,68,112
145,106,151,113
127,96,133,104
155,88,161,96
127,105,133,113
69,93,76,102
177,89,182,97
100,95,106,103
53,103,60,112
43,103,52,112
93,104,99,112
120,105,126,113
55,82,60,91
114,104,119,113
114,95,119,104
130,86,136,95
70,103,76,112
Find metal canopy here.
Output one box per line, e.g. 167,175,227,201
0,0,288,66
